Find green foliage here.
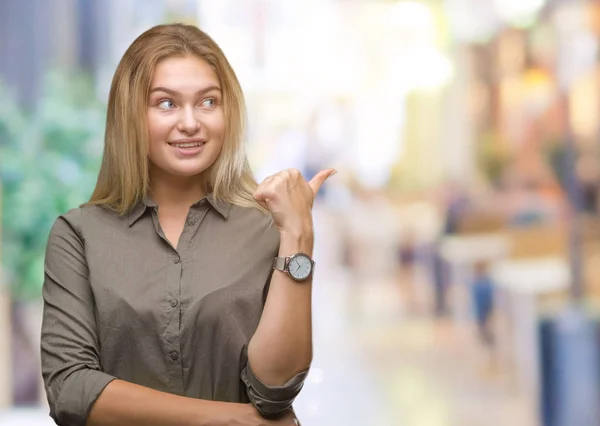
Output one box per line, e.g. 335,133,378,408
0,71,106,300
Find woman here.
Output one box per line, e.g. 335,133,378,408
40,23,334,426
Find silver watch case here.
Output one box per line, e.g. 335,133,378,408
272,252,315,282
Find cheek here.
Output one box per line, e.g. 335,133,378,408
147,113,159,141
205,110,226,139
147,112,172,141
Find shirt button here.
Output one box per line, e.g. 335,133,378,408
170,299,178,308
187,219,196,226
170,351,179,361
173,256,181,264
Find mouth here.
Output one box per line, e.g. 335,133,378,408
167,139,206,149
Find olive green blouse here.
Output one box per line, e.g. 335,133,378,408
40,196,307,425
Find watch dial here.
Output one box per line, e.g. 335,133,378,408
289,254,312,280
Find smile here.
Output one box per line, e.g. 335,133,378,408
168,141,206,148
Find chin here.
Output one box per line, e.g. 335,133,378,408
150,154,218,179
170,167,208,178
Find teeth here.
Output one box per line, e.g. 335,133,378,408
170,142,204,148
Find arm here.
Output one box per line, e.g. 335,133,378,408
41,212,280,426
247,169,335,414
247,231,314,385
87,380,257,426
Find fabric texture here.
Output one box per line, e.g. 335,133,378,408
40,195,307,425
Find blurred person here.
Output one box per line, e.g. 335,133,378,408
396,229,419,315
576,153,600,215
470,261,496,369
430,182,471,318
397,230,418,269
441,181,471,235
40,24,336,426
431,244,449,318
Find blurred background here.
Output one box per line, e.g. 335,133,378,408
2,0,600,425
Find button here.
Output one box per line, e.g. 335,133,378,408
170,299,178,308
187,219,196,226
170,351,179,361
173,256,181,264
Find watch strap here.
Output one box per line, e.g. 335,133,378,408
273,256,288,272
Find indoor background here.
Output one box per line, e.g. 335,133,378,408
1,1,600,425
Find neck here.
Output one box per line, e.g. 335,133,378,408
149,166,207,209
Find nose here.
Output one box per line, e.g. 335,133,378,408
177,105,201,135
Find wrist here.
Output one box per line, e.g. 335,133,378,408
201,402,252,426
279,229,314,256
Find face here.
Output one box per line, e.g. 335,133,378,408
147,55,225,181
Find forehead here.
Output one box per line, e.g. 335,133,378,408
151,56,220,88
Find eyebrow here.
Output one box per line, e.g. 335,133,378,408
149,85,222,96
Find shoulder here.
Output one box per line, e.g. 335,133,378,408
50,204,124,241
227,204,280,248
45,208,86,257
228,204,272,226
49,207,84,239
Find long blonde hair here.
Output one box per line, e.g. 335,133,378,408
85,23,261,215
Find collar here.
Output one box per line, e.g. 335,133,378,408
127,193,230,226
204,193,231,220
127,195,157,226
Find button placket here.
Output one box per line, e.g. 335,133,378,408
163,238,184,393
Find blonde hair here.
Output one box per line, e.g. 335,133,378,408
85,23,261,215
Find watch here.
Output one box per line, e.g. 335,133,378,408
272,252,315,282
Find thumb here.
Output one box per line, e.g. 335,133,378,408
308,168,337,197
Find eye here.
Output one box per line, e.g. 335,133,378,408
157,99,175,109
201,98,217,108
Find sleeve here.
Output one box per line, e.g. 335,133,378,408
241,362,309,417
40,211,115,426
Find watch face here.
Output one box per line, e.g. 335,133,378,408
288,253,313,281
